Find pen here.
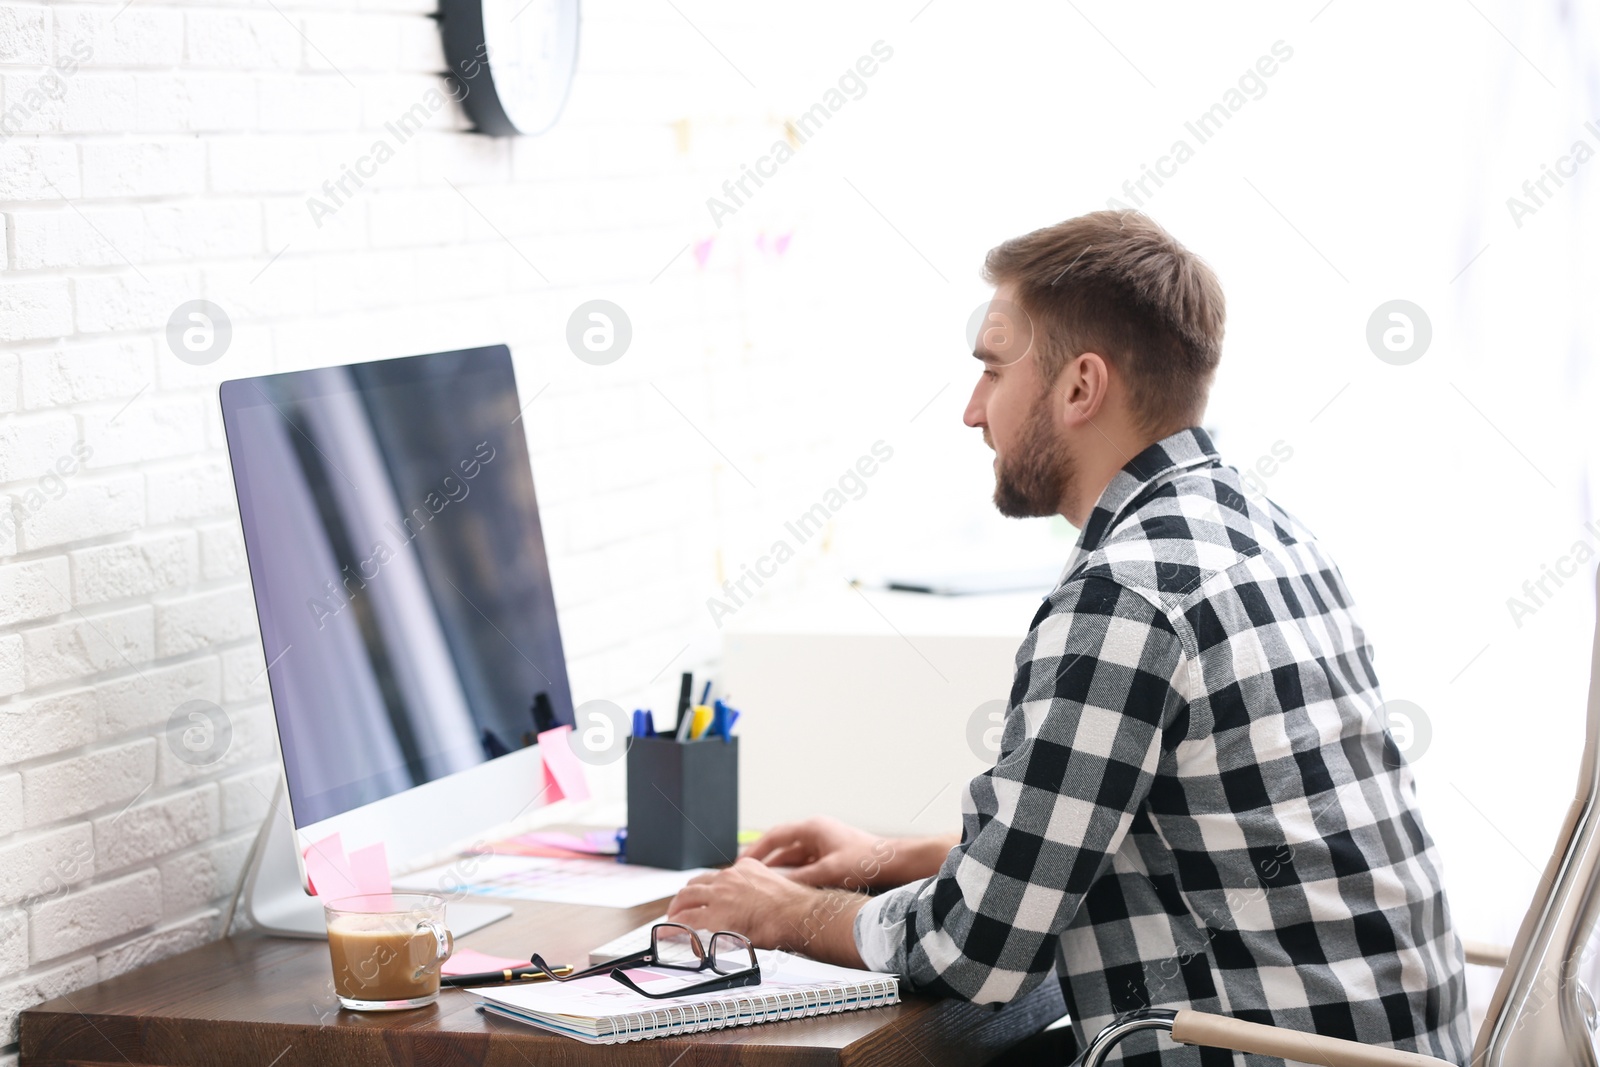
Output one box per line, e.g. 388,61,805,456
700,680,712,705
441,964,573,987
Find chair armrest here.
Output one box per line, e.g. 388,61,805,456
1170,1010,1457,1067
1462,939,1510,967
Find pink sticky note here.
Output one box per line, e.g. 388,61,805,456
537,725,591,804
303,831,359,898
441,947,530,977
347,841,391,895
540,746,564,802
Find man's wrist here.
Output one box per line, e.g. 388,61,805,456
766,886,867,967
879,833,956,886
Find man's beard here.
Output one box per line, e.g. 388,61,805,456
992,393,1074,518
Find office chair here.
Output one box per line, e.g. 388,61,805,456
1078,568,1600,1066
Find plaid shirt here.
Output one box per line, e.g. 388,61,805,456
854,427,1470,1065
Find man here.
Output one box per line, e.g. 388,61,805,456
668,210,1470,1064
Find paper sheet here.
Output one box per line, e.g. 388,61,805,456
394,854,704,909
495,830,618,858
490,841,598,860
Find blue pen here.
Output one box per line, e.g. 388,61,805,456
700,680,712,705
643,710,656,737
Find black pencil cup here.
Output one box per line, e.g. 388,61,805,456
625,736,739,870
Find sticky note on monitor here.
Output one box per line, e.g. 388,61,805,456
305,834,391,898
347,841,392,895
537,724,591,804
303,831,359,898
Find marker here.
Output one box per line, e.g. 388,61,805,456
675,673,693,734
689,705,713,740
711,699,740,743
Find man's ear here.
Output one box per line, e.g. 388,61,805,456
1053,351,1111,428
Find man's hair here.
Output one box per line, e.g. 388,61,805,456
982,210,1225,435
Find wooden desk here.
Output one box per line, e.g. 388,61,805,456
20,894,1066,1066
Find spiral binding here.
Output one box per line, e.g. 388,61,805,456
595,975,901,1043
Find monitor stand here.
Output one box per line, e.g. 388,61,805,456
239,776,512,939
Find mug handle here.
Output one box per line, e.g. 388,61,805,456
415,919,453,977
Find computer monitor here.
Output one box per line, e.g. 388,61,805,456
219,345,572,935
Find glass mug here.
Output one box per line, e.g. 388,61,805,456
323,892,454,1011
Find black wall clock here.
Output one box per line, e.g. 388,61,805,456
440,0,580,136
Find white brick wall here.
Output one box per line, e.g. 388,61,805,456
0,0,854,1055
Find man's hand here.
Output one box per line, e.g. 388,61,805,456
741,816,959,890
666,858,867,968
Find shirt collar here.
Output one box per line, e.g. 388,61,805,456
1073,425,1221,556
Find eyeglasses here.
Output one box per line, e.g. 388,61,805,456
528,922,760,999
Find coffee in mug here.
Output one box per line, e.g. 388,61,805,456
323,892,454,1011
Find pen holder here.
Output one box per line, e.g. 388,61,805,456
625,736,738,870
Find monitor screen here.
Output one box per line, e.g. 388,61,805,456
220,346,574,828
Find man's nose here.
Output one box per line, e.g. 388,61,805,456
963,381,985,429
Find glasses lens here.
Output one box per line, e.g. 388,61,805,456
708,932,755,974
653,924,703,967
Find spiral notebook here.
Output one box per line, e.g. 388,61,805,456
474,949,901,1044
